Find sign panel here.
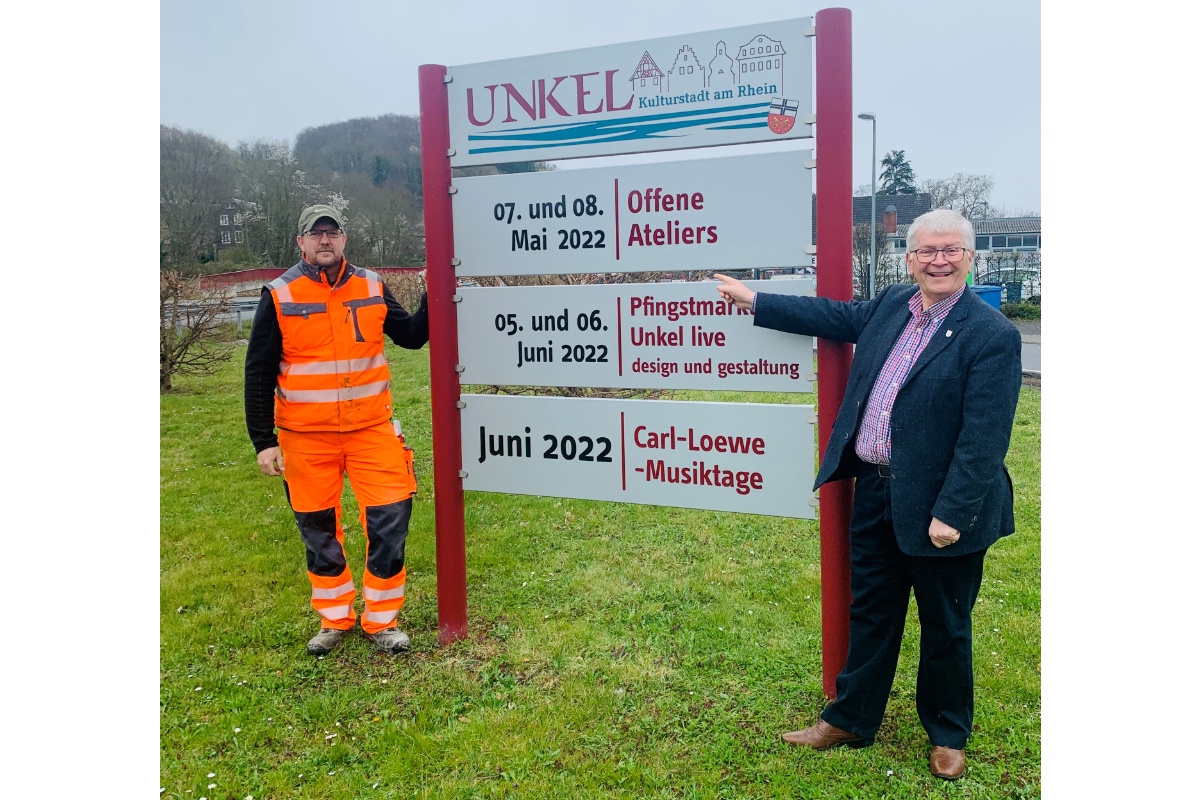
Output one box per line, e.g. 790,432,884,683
460,394,816,518
457,279,815,391
447,18,813,166
452,150,812,276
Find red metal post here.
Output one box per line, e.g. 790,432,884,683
418,64,468,643
814,8,854,699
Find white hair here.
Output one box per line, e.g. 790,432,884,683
906,209,975,251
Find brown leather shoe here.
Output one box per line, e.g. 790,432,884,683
781,718,870,750
930,746,966,780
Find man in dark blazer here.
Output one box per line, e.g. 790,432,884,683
713,209,1022,781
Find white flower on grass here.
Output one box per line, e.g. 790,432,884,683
208,784,216,789
887,770,894,776
207,773,215,778
233,727,241,733
328,771,336,775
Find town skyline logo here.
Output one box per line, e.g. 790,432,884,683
449,22,810,162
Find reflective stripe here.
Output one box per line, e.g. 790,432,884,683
363,270,383,298
280,380,390,404
364,585,405,602
270,278,293,304
312,580,356,600
281,354,387,376
317,604,352,620
364,608,399,624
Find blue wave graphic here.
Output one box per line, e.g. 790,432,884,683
465,101,780,155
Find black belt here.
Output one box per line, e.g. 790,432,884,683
863,461,893,478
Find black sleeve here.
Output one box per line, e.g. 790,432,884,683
382,285,430,349
753,287,887,343
243,290,282,453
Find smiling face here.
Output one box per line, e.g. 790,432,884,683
906,231,973,309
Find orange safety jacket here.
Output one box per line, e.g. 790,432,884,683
268,260,393,432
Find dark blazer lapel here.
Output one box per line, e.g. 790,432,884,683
857,290,918,380
902,290,975,385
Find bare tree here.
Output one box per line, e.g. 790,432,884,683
852,222,901,300
339,173,426,268
379,270,427,314
920,173,995,219
874,254,910,295
237,140,334,268
160,127,237,270
973,250,1041,301
160,270,235,392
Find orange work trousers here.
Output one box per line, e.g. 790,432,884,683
278,421,417,634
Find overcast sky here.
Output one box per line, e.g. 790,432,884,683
160,0,1041,215
11,3,1200,791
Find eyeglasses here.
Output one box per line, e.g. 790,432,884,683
303,229,344,241
911,246,969,263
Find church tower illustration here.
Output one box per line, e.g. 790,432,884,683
706,40,736,91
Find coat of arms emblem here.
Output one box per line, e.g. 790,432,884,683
767,97,799,134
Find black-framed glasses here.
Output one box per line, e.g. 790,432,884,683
303,229,344,241
911,246,968,263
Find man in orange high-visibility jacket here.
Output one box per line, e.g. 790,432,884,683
244,204,429,656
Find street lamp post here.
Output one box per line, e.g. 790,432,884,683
857,112,877,299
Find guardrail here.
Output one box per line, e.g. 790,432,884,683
165,297,262,337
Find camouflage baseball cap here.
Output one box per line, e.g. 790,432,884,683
297,204,345,235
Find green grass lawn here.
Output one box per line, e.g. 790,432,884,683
161,344,1040,799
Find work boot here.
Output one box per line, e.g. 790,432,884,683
369,628,411,654
306,627,347,655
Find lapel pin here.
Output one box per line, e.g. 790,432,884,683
945,330,953,337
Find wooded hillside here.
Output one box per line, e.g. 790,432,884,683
160,114,548,274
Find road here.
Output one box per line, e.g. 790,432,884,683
1015,320,1040,375
1022,338,1040,372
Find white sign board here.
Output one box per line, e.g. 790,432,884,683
460,394,816,518
457,279,815,391
452,150,812,276
447,18,813,166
